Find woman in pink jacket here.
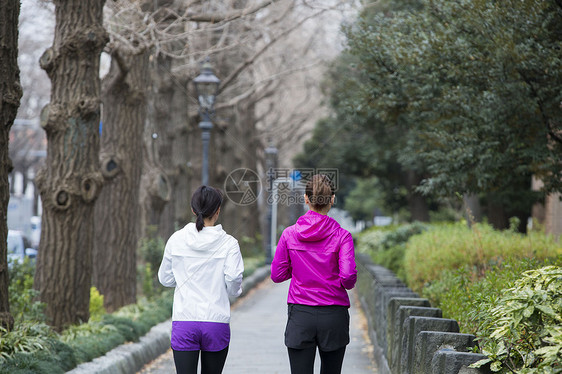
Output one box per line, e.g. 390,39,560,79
271,174,357,374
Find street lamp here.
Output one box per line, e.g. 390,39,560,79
193,57,220,186
264,143,278,264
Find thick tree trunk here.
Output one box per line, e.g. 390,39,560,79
0,0,22,331
35,0,107,331
93,49,148,312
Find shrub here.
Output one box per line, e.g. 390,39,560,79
422,257,558,334
0,322,55,361
470,266,562,372
138,232,165,273
141,263,155,299
239,234,263,258
138,232,166,298
89,287,106,321
355,222,427,279
404,222,562,292
8,258,45,323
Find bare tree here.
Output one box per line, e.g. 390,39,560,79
34,0,108,330
0,0,23,331
90,0,355,310
93,44,149,312
17,1,53,120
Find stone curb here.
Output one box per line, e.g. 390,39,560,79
66,265,272,374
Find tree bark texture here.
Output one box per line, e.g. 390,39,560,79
0,0,22,331
545,193,562,240
34,0,107,330
148,54,177,240
405,170,430,222
213,99,260,239
93,49,149,312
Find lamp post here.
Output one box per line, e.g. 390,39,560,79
264,143,278,264
193,57,220,186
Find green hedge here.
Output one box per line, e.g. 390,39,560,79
404,222,562,293
355,222,427,280
1,252,264,373
469,265,562,372
0,291,173,374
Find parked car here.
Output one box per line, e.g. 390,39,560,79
7,230,37,267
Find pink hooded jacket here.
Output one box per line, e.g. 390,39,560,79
271,210,357,307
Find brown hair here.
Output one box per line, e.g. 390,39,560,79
305,174,335,210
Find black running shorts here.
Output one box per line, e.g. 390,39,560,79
284,303,350,352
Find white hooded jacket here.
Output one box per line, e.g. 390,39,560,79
158,223,244,323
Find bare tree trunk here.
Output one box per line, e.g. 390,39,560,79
545,193,562,240
35,0,107,331
214,98,260,238
486,198,508,230
405,170,430,222
93,49,148,312
463,194,482,226
148,54,176,240
0,0,22,331
170,73,193,230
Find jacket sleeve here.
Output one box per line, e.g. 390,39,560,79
158,237,177,288
224,240,244,298
339,231,357,290
271,231,291,283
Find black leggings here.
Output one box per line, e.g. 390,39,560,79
288,346,346,374
172,347,229,374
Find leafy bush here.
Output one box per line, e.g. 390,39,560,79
8,258,45,323
422,257,558,334
138,231,165,273
89,287,106,320
138,231,166,298
470,266,562,372
243,256,265,277
0,322,55,361
404,222,562,292
239,234,263,258
355,222,427,279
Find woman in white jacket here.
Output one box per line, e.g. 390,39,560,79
158,185,244,374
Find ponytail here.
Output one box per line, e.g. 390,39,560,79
305,174,335,210
195,212,205,231
191,185,223,231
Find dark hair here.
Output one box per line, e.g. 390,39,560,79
305,174,335,210
191,185,223,231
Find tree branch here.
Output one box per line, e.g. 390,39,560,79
182,0,277,23
519,69,562,145
218,5,334,93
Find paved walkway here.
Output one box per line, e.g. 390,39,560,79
138,279,377,374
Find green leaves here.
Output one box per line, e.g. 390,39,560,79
320,0,562,203
472,266,562,372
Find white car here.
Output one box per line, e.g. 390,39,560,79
7,230,37,266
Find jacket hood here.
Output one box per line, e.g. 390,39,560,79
182,222,228,251
295,210,341,242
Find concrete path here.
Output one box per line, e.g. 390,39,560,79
138,279,377,374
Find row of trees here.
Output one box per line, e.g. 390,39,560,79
296,0,562,229
1,0,356,331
